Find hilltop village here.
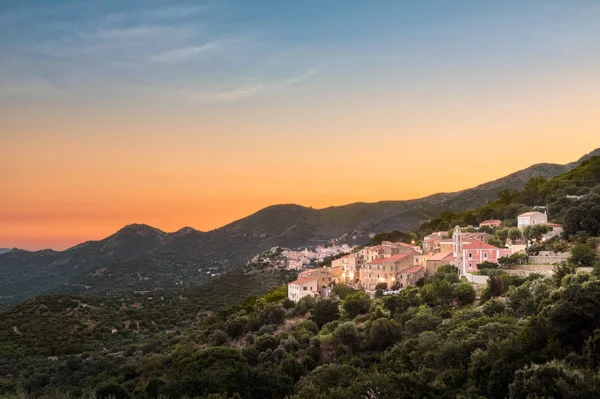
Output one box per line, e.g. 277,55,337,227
287,210,567,302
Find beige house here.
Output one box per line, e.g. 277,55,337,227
359,253,413,290
331,254,360,284
518,211,548,228
298,267,334,288
397,265,425,288
423,233,444,253
425,252,454,275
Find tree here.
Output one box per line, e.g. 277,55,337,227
523,224,549,245
310,299,340,328
508,228,523,242
453,283,476,306
553,262,576,286
208,329,229,346
259,303,286,326
570,243,598,266
496,228,509,243
509,360,600,399
343,292,371,318
369,318,402,350
332,284,356,300
334,322,360,351
478,261,499,270
296,295,316,315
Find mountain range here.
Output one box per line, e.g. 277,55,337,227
1,147,599,310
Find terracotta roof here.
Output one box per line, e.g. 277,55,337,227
368,253,411,265
462,240,498,250
519,212,544,217
289,277,317,285
428,252,454,261
546,222,562,227
400,265,424,274
480,219,501,224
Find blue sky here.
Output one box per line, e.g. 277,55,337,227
2,0,600,107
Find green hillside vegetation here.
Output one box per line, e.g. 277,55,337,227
416,156,600,240
3,262,600,398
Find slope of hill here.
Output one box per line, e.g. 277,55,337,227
0,148,598,309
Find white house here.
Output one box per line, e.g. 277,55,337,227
517,211,547,228
288,277,319,303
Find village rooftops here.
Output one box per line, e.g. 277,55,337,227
519,211,545,217
368,253,411,264
462,240,498,250
480,219,502,225
428,252,454,261
400,265,424,274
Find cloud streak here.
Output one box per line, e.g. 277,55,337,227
187,68,319,104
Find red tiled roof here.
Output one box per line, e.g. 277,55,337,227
480,219,501,224
289,277,317,285
400,265,424,274
519,212,544,217
463,240,498,250
546,222,562,227
428,252,454,261
368,253,411,265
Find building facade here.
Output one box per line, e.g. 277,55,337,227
359,253,412,290
425,252,454,275
397,266,425,288
518,212,548,228
479,220,502,228
288,277,319,302
461,241,513,275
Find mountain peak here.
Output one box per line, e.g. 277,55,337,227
173,226,199,236
114,224,166,237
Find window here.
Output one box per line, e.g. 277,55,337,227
468,253,472,259
484,253,488,259
303,287,307,291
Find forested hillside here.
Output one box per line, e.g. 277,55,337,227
416,156,600,239
2,263,600,398
1,157,600,398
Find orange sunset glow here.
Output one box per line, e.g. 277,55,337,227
2,1,600,250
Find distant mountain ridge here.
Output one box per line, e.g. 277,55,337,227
1,147,598,309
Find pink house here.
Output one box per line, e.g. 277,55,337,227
461,240,512,275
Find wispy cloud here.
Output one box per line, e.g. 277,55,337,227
187,68,319,104
149,39,242,63
190,84,265,104
276,68,319,88
0,2,323,104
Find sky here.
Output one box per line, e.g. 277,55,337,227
1,0,600,250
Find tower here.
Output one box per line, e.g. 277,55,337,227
452,225,461,257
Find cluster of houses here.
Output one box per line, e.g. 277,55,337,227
287,211,564,302
283,243,354,270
